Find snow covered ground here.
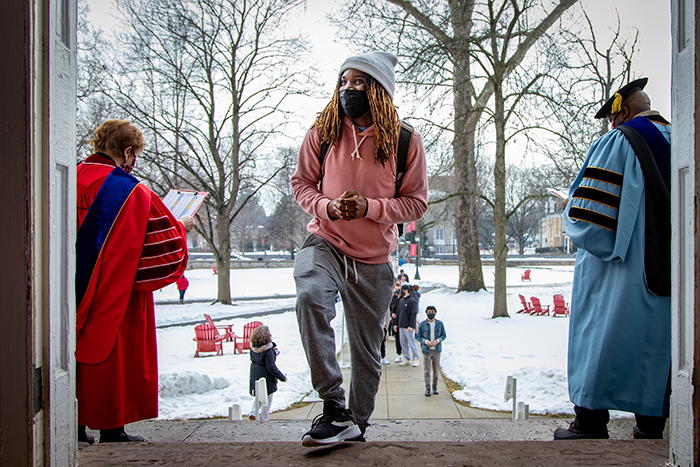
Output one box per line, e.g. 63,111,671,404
154,264,580,420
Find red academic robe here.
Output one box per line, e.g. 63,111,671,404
76,153,188,429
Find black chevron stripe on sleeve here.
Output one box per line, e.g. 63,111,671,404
571,186,621,209
582,167,623,187
569,207,617,231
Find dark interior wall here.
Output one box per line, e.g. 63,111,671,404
0,0,34,464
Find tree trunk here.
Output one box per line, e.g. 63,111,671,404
215,213,232,304
453,52,486,293
492,82,509,318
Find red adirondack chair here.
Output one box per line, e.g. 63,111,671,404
193,323,226,357
233,321,263,355
212,266,218,275
204,313,235,342
517,294,535,314
530,296,550,316
552,295,570,317
521,269,531,281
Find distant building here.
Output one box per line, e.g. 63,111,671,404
538,195,572,253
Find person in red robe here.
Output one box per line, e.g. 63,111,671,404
76,119,194,443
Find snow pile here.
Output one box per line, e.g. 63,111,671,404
159,371,230,397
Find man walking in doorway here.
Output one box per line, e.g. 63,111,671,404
292,51,428,446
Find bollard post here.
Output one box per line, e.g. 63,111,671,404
228,403,242,421
255,378,268,421
504,375,517,420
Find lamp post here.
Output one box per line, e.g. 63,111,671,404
414,230,421,280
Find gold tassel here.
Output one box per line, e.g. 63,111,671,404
611,92,623,114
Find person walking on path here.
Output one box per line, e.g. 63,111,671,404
389,281,403,362
394,284,420,367
398,269,409,283
380,304,392,365
76,119,193,444
412,284,421,307
176,274,189,304
291,50,428,447
416,306,447,397
554,78,671,441
248,325,287,421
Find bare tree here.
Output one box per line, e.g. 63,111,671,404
99,0,311,303
228,192,267,254
266,194,310,258
335,0,576,306
505,166,547,255
76,3,119,160
265,147,310,258
533,6,640,180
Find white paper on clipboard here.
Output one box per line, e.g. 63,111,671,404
162,189,207,218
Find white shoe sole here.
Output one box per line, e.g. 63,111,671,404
301,425,362,447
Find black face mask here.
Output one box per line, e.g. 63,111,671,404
339,89,370,118
427,313,436,320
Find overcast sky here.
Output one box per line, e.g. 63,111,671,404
84,0,673,132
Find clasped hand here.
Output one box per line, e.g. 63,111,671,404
327,190,367,220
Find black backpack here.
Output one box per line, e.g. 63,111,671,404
318,121,414,236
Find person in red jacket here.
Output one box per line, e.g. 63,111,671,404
76,119,193,444
176,274,190,304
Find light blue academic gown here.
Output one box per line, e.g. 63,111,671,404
565,119,671,417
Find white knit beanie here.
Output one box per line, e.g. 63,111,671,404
339,51,398,99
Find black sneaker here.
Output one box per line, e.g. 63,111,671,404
301,405,361,447
632,425,663,439
99,426,145,443
78,425,94,445
432,386,439,395
553,426,609,440
346,434,366,442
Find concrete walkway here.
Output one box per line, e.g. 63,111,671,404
270,336,510,422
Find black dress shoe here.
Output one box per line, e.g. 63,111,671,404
554,426,609,440
99,426,145,443
425,388,431,396
78,425,95,445
432,386,439,395
633,426,663,439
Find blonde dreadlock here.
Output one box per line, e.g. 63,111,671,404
313,75,399,167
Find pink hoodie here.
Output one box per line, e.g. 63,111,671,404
292,116,428,264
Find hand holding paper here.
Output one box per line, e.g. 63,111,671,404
179,215,194,232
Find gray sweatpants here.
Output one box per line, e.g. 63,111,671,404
399,328,420,361
294,234,394,429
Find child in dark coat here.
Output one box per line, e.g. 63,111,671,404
248,325,287,421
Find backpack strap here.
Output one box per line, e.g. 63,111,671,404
318,141,330,191
395,121,414,236
395,121,414,197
